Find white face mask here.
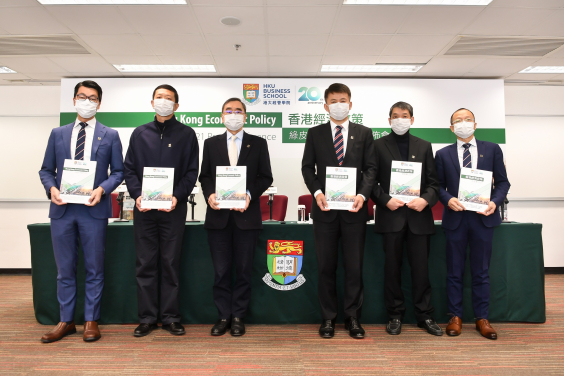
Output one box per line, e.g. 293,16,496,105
328,102,350,121
453,121,475,139
390,118,411,136
75,99,97,119
153,98,175,117
223,114,245,131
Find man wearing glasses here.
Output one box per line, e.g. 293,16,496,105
199,97,273,337
39,80,124,343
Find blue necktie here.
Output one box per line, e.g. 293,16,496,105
463,143,471,168
74,122,87,160
334,125,344,166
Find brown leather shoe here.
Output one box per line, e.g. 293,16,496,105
446,316,462,336
83,321,101,342
476,319,497,340
41,322,76,343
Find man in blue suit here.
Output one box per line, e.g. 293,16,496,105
435,108,510,340
38,80,124,343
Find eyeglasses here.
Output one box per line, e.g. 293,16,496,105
76,94,99,103
224,110,244,115
452,118,474,125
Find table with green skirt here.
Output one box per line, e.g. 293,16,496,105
27,222,545,325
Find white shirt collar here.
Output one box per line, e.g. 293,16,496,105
227,128,244,140
74,117,96,128
457,136,477,148
330,118,349,132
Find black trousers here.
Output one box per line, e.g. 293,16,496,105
382,222,433,322
134,203,187,325
207,212,260,320
313,213,366,319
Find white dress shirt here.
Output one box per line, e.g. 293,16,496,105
71,117,96,161
456,136,478,169
225,129,251,198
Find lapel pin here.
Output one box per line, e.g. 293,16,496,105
351,136,354,139
98,137,101,140
169,144,171,147
247,144,250,148
480,154,483,157
412,155,415,159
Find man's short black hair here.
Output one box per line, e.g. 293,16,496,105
324,83,351,102
222,97,247,113
74,80,102,102
389,101,413,118
450,108,476,124
153,84,179,103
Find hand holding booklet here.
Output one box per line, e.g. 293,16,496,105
325,167,357,210
458,167,493,212
216,166,247,209
389,160,422,203
59,159,97,204
141,167,174,209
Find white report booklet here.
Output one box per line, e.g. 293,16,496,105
458,167,493,212
216,166,247,209
60,159,97,204
389,160,422,203
141,167,174,209
325,167,357,210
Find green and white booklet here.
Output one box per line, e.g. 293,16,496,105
458,167,493,212
325,167,357,210
60,159,97,204
141,167,174,209
216,166,247,209
389,160,422,203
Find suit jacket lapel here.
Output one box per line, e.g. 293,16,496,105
218,131,231,166
384,134,402,161
90,121,106,161
342,122,357,165
323,122,340,166
237,131,252,166
476,140,484,170
448,143,461,175
63,123,74,160
407,134,419,161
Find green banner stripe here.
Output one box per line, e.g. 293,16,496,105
60,112,283,128
282,128,505,144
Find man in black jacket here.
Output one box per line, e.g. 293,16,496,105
301,83,376,339
124,84,199,337
199,97,273,337
371,101,442,336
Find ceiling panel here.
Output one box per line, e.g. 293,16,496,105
48,56,116,73
325,35,392,56
48,6,134,35
118,5,200,35
489,0,564,8
528,10,564,37
0,56,67,73
206,35,267,56
267,0,341,4
269,56,321,72
381,35,454,56
267,6,337,35
0,7,70,35
397,6,485,35
467,57,539,76
0,0,41,6
142,35,209,56
79,34,153,56
213,56,268,74
333,6,406,35
462,7,553,36
156,55,214,64
193,6,265,35
190,0,263,5
269,35,328,56
502,73,560,81
531,57,564,65
377,55,433,63
417,56,485,76
321,55,379,64
103,55,161,65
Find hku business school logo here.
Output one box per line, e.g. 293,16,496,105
263,240,306,291
243,84,261,106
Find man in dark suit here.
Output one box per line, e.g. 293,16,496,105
199,97,273,337
124,84,199,337
371,102,443,336
435,108,510,340
39,80,124,343
302,83,376,339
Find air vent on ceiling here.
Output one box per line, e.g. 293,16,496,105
445,37,564,57
0,36,89,56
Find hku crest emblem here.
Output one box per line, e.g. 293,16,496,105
263,240,306,291
243,84,261,106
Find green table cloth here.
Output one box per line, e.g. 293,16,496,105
28,222,545,325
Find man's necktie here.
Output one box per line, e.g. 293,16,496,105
228,135,238,166
334,125,344,166
463,143,472,168
74,122,87,160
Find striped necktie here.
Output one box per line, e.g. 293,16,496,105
74,122,87,160
463,143,471,168
334,125,344,166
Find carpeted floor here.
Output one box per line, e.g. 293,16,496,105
0,275,562,376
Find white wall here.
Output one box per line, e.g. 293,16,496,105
1,84,563,268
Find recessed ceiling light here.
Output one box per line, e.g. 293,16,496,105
321,64,424,73
343,0,492,5
519,66,564,74
113,64,216,73
0,66,17,73
220,16,241,26
37,0,186,4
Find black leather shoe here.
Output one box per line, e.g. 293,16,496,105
162,322,186,336
211,319,231,336
133,323,158,337
230,317,245,336
386,319,402,335
319,319,335,338
344,316,365,339
417,319,443,336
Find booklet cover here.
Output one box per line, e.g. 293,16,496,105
389,160,422,203
141,167,174,209
458,167,493,212
216,166,247,209
123,195,135,220
325,167,357,210
59,159,97,204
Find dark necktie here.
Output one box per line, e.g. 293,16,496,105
74,122,87,160
334,125,344,166
463,143,471,168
